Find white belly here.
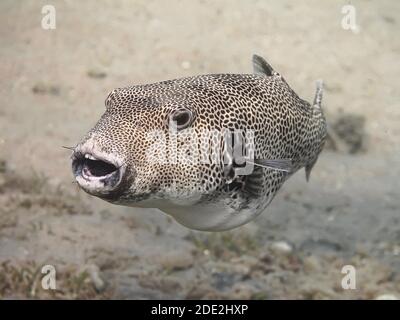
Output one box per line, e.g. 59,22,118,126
132,197,262,231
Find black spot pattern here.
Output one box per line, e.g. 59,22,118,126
77,64,326,217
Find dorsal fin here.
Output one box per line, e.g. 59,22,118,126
252,54,275,76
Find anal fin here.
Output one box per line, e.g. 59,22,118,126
305,159,317,182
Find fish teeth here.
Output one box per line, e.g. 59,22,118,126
84,153,97,160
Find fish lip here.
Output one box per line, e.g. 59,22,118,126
71,150,126,196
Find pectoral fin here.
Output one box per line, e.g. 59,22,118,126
251,158,293,173
242,158,293,197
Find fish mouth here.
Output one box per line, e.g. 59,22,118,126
72,151,125,197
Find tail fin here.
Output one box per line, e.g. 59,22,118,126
305,80,325,182
312,80,324,116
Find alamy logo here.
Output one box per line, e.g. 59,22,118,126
145,122,255,176
341,4,360,33
41,5,56,30
341,265,356,290
41,264,56,290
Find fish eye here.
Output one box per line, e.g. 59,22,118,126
169,108,194,131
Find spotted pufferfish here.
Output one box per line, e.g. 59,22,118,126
71,55,327,231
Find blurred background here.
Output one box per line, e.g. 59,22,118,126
0,0,399,299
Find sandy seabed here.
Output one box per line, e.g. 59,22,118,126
0,0,399,299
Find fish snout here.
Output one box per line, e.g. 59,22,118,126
71,147,126,197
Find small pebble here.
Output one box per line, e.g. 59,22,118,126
32,83,60,95
270,241,293,255
303,255,321,272
157,251,193,270
87,69,107,79
86,264,105,292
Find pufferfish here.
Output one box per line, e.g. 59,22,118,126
71,55,327,231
